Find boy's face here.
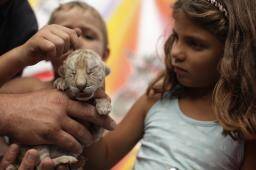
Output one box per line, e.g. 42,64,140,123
53,7,108,61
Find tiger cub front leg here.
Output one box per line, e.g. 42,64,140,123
53,78,67,91
95,98,111,115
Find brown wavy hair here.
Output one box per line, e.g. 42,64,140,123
214,0,256,139
147,0,228,96
147,0,256,139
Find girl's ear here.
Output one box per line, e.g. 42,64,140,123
102,48,110,61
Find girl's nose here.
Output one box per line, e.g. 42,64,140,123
171,41,186,62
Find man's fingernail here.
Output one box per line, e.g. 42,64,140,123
27,151,36,161
9,144,19,153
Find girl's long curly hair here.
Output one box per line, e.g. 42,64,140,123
214,0,256,139
147,0,256,139
147,0,228,97
147,0,228,96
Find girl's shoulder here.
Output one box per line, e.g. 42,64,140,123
135,93,162,118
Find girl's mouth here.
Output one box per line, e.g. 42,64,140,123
173,66,187,76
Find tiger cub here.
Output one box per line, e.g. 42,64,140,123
50,49,112,168
54,49,111,115
7,49,111,170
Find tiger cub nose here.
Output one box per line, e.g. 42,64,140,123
76,79,86,91
77,84,85,90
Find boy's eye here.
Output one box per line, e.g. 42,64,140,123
82,30,98,41
83,33,96,40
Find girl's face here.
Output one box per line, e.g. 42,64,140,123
171,11,224,89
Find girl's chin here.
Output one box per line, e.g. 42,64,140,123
178,79,216,89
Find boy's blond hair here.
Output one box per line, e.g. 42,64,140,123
48,1,108,50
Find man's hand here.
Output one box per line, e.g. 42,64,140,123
0,144,55,170
19,24,81,66
0,89,116,154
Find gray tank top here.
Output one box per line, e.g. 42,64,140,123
133,97,244,170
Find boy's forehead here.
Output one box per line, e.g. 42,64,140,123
51,5,108,47
54,7,103,29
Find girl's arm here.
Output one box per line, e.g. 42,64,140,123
240,141,256,170
83,94,159,170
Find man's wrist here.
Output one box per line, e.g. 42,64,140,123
14,45,34,68
0,95,11,136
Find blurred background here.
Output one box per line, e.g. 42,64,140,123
25,0,175,169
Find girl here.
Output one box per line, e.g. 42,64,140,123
83,0,256,169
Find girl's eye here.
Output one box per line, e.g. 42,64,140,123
186,38,206,51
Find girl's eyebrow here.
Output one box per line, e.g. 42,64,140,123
173,28,209,44
185,35,209,44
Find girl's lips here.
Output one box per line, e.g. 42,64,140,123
173,66,187,76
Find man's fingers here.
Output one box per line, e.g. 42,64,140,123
62,118,93,146
66,100,95,120
67,100,117,130
39,157,54,170
51,130,82,155
56,164,69,170
55,25,81,49
19,149,39,170
73,28,82,37
94,88,110,100
43,32,65,59
0,144,19,169
89,114,117,131
50,28,71,54
37,38,57,60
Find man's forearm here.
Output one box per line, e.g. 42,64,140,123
0,94,13,136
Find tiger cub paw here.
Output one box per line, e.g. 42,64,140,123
95,98,111,115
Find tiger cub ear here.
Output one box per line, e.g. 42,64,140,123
58,65,65,77
104,65,111,76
